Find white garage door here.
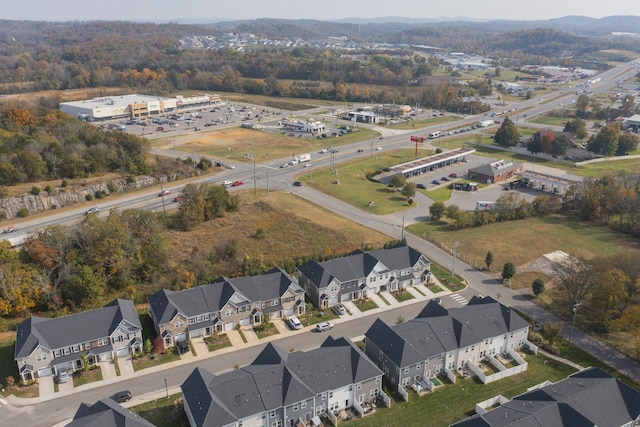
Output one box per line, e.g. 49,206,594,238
239,318,250,326
38,366,53,377
116,347,130,357
284,307,294,316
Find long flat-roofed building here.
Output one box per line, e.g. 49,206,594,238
60,93,221,121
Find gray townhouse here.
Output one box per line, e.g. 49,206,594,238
14,298,142,382
66,398,156,427
451,367,640,427
297,243,431,309
148,267,305,350
181,336,384,427
364,296,529,393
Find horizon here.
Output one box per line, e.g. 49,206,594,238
3,0,640,24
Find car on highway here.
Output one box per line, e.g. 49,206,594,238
432,179,441,185
226,164,236,169
315,321,334,332
222,180,233,187
332,149,339,153
287,316,302,330
376,147,383,151
84,207,100,215
172,196,182,203
232,180,244,187
293,181,302,187
280,163,289,168
159,190,171,197
332,304,346,315
357,148,365,152
110,390,132,403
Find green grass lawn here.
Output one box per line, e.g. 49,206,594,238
204,334,232,352
254,324,280,339
355,299,379,312
348,353,577,427
132,349,181,372
392,290,415,302
407,213,639,282
130,393,188,427
0,335,18,391
529,114,572,127
301,148,428,214
429,263,466,292
73,367,103,387
302,309,339,326
571,157,640,177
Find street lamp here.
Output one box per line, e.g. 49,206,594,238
569,302,582,344
451,241,460,278
164,378,168,398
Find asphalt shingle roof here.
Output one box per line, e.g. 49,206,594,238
365,297,529,368
182,337,382,427
452,367,640,427
148,268,303,325
66,398,156,427
15,299,141,359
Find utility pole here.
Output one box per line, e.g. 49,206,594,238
160,184,166,217
569,302,582,344
401,213,405,241
451,241,460,278
253,141,257,196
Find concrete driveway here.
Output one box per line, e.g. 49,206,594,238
118,357,135,378
191,338,210,357
99,361,117,381
57,375,74,396
38,376,55,399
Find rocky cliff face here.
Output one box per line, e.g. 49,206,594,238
0,175,164,220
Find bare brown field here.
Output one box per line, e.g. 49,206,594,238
164,190,391,271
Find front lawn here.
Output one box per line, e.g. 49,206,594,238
130,393,189,427
429,263,466,292
73,366,103,387
392,290,415,302
253,323,280,339
354,299,378,312
132,349,180,372
203,334,232,352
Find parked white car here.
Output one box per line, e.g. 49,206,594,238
287,316,302,330
315,321,334,332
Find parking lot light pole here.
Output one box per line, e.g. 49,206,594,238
451,241,460,278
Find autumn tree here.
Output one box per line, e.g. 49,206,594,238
587,123,620,157
552,256,599,315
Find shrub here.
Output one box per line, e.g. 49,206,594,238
107,182,117,193
17,208,30,218
85,194,93,201
61,179,68,187
44,185,55,194
30,186,41,195
144,339,153,354
94,189,107,199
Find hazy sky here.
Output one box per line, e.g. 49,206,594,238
4,0,640,22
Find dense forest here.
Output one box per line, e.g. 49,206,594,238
0,103,151,187
1,18,639,102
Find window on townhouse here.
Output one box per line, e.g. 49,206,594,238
316,405,324,415
204,313,210,321
293,403,299,411
189,318,195,325
404,367,409,374
357,383,362,390
328,391,333,399
73,344,81,353
375,377,380,384
270,410,276,418
175,320,184,328
54,350,62,357
416,363,421,370
370,389,379,397
84,342,91,350
36,353,47,362
225,309,234,316
359,394,364,403
98,338,108,346
272,299,278,305
301,401,307,409
63,348,70,355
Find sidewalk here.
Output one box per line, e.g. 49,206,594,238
8,280,449,407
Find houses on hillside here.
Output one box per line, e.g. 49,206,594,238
364,296,529,395
147,267,306,350
14,299,142,382
181,337,385,427
297,244,431,309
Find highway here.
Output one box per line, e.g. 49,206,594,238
1,59,639,426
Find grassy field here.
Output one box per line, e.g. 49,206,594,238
571,157,640,177
407,213,640,283
152,126,378,164
529,115,572,127
130,393,189,427
300,148,429,215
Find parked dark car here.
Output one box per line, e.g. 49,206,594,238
417,183,427,189
177,340,190,354
110,390,132,403
432,179,441,185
